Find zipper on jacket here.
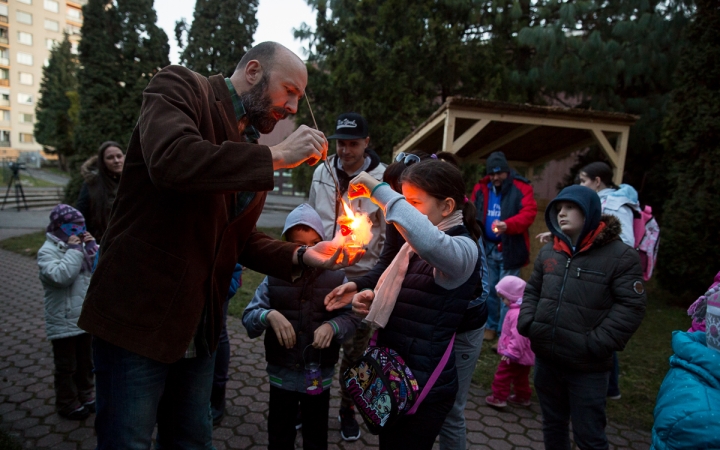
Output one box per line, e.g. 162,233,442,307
576,267,605,278
550,256,572,358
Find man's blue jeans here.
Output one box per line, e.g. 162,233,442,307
93,337,216,450
438,326,485,450
534,358,610,450
484,241,520,333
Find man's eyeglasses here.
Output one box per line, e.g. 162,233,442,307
395,152,421,166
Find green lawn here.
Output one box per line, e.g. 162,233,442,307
0,231,46,258
0,227,692,431
1,172,62,187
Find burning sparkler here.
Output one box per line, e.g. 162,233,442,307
335,199,373,259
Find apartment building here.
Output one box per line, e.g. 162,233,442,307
0,0,85,162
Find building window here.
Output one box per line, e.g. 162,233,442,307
70,41,79,55
46,38,57,50
0,49,8,66
20,113,34,123
66,24,81,36
0,130,10,147
17,52,33,66
67,6,82,22
2,110,10,123
0,4,7,18
17,0,33,4
44,19,59,32
44,0,59,13
17,31,33,46
0,68,8,82
16,11,33,25
17,93,33,105
19,72,33,85
19,132,34,144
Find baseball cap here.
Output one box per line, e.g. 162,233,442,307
327,112,369,140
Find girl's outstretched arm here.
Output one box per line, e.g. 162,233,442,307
371,184,478,290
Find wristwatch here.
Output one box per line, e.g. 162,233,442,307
297,245,309,270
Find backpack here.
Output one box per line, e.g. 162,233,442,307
632,205,660,281
342,331,454,435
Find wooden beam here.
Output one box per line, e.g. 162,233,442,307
613,130,629,185
452,109,629,133
442,110,456,153
475,125,539,158
591,129,619,168
393,112,446,157
451,119,490,154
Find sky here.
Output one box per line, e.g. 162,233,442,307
153,0,318,64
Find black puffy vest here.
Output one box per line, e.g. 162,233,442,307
377,225,481,403
264,269,347,371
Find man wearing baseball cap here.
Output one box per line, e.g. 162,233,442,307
308,112,386,441
470,151,537,344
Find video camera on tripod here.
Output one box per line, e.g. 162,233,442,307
2,159,31,211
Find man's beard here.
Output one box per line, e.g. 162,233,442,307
239,74,288,134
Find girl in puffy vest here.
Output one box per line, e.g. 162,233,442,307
485,275,535,408
329,160,482,450
37,204,98,420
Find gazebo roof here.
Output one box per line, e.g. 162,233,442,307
394,97,638,184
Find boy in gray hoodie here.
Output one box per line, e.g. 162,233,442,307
242,203,358,449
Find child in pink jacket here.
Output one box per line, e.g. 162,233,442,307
485,275,535,408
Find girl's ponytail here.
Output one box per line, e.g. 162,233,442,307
462,200,481,243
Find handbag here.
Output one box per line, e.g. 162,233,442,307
341,330,455,434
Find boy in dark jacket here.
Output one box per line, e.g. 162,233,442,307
517,185,646,450
242,203,358,450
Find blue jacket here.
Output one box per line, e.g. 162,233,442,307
651,331,720,450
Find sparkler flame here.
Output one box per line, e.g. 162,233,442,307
335,199,373,259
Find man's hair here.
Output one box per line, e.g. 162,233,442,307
235,41,280,75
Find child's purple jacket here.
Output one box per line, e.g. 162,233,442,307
498,304,535,366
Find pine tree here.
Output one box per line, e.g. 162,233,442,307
175,0,258,78
658,0,720,294
34,34,78,172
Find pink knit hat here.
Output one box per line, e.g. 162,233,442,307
495,275,526,305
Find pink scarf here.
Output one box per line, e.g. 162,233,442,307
364,211,464,328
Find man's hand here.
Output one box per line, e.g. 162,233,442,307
325,282,358,311
492,220,508,235
270,125,328,170
312,323,334,349
348,172,381,200
299,241,365,270
267,310,296,349
352,290,375,317
535,231,552,243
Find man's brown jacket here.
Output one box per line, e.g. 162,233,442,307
78,65,297,363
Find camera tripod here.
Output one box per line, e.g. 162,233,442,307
1,165,29,211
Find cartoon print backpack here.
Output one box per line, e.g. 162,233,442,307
632,205,660,281
341,331,455,435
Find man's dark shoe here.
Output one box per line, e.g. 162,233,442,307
338,406,361,441
59,406,90,421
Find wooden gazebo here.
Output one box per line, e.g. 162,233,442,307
394,97,638,185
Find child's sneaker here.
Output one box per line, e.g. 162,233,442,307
484,395,507,408
338,406,361,441
59,405,90,421
81,399,96,414
507,394,531,406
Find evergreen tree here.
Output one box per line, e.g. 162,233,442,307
175,0,258,77
512,0,693,213
658,0,720,294
34,34,78,172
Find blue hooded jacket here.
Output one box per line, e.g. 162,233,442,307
651,331,720,450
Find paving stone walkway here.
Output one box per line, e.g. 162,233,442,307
0,248,652,449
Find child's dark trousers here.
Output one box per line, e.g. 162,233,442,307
51,333,94,414
268,385,330,450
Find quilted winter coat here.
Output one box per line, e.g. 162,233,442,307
37,234,92,340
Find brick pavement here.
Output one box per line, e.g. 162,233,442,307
0,248,652,449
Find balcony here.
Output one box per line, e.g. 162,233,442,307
0,80,8,87
0,140,11,148
0,98,9,107
0,16,7,25
0,57,8,66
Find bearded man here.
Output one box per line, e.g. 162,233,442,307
79,42,361,448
